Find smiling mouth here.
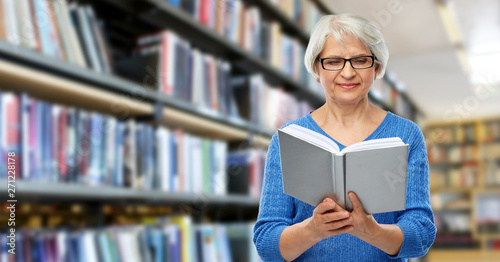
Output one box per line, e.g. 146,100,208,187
338,83,359,89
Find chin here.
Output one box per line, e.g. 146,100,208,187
328,90,367,104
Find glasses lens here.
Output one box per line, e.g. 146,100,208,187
351,56,373,69
322,58,344,70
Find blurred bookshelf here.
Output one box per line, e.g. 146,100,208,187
0,0,421,261
425,119,500,261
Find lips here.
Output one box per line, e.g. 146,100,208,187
338,83,359,89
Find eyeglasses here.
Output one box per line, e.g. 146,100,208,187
319,55,375,71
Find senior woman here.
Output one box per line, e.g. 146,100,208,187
253,13,436,262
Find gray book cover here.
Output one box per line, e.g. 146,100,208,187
278,129,408,214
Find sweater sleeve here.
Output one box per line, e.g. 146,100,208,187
390,125,436,259
253,132,295,261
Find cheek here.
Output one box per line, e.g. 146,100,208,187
318,75,330,88
318,71,337,84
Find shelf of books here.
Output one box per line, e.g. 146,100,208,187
425,119,500,261
0,0,422,260
0,0,326,260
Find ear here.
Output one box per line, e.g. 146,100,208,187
314,60,322,83
374,63,380,79
314,62,321,80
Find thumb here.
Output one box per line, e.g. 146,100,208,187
323,198,334,203
348,192,365,213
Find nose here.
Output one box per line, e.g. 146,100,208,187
340,60,356,79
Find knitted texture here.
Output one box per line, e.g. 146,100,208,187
253,111,436,262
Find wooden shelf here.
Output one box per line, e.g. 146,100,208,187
430,187,478,193
478,234,500,240
430,162,480,169
427,249,500,262
430,141,479,147
472,188,500,194
433,202,472,212
0,179,260,207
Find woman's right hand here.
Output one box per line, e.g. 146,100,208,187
279,198,353,261
308,198,354,241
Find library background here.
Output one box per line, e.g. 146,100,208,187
0,0,498,261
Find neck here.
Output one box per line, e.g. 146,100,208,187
322,96,373,126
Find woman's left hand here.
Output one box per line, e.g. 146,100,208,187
346,192,380,240
345,191,404,255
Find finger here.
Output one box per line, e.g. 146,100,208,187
348,192,365,213
323,210,350,223
325,217,353,231
319,215,352,231
333,225,354,233
325,225,354,237
315,198,337,214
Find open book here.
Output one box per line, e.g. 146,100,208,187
278,124,409,214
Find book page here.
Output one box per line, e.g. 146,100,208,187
344,145,408,213
340,137,404,153
280,124,340,153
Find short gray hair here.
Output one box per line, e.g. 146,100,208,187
304,13,389,80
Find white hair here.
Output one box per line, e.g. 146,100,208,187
304,14,389,80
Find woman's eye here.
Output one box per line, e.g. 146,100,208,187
326,59,342,65
353,58,368,64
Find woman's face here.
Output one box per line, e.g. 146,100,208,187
316,34,379,106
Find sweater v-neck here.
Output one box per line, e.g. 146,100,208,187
305,111,393,150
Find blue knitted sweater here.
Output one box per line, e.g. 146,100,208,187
253,111,436,262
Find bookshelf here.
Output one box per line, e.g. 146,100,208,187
103,0,325,104
0,0,421,260
242,0,307,43
426,119,500,261
0,44,273,145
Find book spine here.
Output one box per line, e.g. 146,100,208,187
58,107,68,180
75,5,102,72
20,93,30,180
66,107,77,182
182,132,191,192
0,0,6,41
17,0,36,49
159,31,169,93
46,0,65,60
334,154,346,209
190,48,203,107
50,104,60,182
2,93,20,179
85,5,111,73
114,122,125,187
52,0,74,63
4,0,20,45
62,0,87,67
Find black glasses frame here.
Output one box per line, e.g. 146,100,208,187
319,55,376,71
